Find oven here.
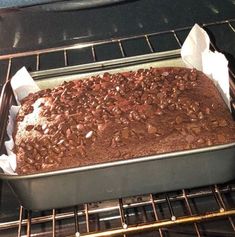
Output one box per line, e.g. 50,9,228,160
0,1,235,236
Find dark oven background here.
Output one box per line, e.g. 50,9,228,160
0,0,235,236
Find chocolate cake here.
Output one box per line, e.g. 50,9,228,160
13,67,235,175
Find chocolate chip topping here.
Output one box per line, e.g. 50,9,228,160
14,67,235,174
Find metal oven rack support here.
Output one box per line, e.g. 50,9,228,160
0,184,235,236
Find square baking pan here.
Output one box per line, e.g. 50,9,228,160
0,49,235,211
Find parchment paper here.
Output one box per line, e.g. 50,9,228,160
181,24,230,110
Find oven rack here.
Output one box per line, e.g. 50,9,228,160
0,18,235,88
0,18,235,236
0,184,235,236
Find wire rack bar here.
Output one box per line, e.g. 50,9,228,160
214,185,235,231
76,209,235,237
150,194,164,237
118,40,125,57
1,185,235,231
172,30,182,47
0,18,234,61
118,199,127,229
182,189,201,237
165,194,176,221
85,204,90,233
6,190,235,236
52,209,56,237
64,49,68,67
91,45,97,62
229,216,235,232
145,35,154,53
36,54,40,71
5,58,12,82
228,21,235,32
212,185,225,213
140,205,148,223
17,206,23,237
26,210,31,237
74,206,80,236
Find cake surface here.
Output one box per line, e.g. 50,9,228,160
14,67,235,174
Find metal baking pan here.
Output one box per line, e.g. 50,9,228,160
0,49,235,211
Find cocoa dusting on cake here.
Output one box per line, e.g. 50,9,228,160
13,67,235,174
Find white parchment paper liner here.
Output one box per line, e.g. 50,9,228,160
181,24,230,110
0,24,231,175
1,67,40,175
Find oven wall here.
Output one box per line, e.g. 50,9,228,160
0,0,234,56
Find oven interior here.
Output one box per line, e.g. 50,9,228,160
0,3,235,236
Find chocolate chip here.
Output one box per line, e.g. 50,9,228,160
52,146,60,154
147,123,157,134
157,92,164,99
60,145,67,151
190,82,197,87
58,123,67,134
217,134,226,143
207,139,213,146
186,134,195,143
26,157,34,164
211,120,219,128
183,73,189,80
103,114,109,120
21,165,31,174
20,142,26,148
78,145,86,157
25,106,34,114
26,125,34,131
112,132,121,143
175,116,183,124
70,125,77,132
205,107,211,114
189,70,197,81
121,127,129,139
42,124,47,130
192,127,201,135
219,119,228,127
77,124,85,131
129,111,141,121
120,117,130,125
34,125,43,132
178,83,185,91
146,96,153,105
42,163,55,169
40,136,51,145
161,71,169,76
66,128,72,138
45,156,55,164
34,163,41,170
85,131,93,139
191,102,200,112
112,107,122,115
197,138,205,144
57,139,65,145
39,147,47,156
26,144,33,151
198,112,204,120
188,113,197,122
32,148,38,156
